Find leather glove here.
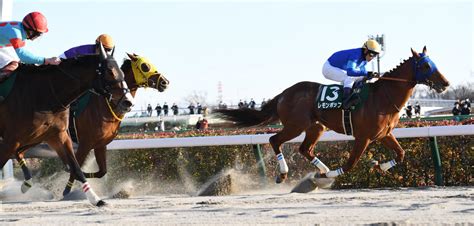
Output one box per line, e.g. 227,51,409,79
44,57,62,65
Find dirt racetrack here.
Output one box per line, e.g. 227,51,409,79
1,180,472,225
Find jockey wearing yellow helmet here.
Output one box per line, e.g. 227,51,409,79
322,39,381,109
0,12,61,80
59,34,115,59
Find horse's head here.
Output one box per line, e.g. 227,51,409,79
411,46,450,93
93,43,135,114
127,53,169,92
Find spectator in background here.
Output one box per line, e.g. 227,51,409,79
465,98,471,109
238,100,244,109
243,100,249,108
163,102,169,116
218,101,227,109
195,117,202,130
452,103,461,116
454,99,461,107
405,103,413,118
171,103,179,116
155,103,162,116
195,117,208,130
197,103,203,114
147,104,153,117
249,98,256,109
200,118,209,130
461,102,471,115
414,101,421,118
188,103,195,114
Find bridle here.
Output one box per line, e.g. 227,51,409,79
376,54,438,113
52,56,130,119
376,54,438,89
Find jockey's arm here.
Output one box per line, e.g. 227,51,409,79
14,45,46,65
345,61,367,77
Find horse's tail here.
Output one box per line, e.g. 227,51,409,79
215,94,280,127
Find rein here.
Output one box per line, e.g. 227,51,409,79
376,76,416,84
105,97,124,121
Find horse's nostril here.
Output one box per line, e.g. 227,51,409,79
123,100,133,108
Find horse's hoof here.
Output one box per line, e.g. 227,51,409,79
63,188,71,196
21,180,32,193
96,200,107,207
369,160,379,168
275,173,287,184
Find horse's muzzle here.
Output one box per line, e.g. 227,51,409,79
157,78,169,92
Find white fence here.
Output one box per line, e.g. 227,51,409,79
2,125,473,180
106,125,474,150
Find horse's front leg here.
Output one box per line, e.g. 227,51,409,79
373,133,405,172
63,146,108,195
47,132,105,207
324,138,371,178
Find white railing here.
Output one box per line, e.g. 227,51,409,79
107,125,474,150
3,125,472,181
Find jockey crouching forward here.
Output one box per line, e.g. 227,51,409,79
322,39,381,110
59,34,115,59
0,12,61,81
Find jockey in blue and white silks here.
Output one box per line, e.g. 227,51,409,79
0,12,61,79
322,39,381,109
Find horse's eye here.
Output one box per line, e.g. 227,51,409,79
141,63,151,72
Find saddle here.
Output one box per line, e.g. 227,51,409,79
316,82,370,136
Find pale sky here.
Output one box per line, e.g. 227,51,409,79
8,0,474,112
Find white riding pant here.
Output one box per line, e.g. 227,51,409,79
0,47,20,69
322,61,364,88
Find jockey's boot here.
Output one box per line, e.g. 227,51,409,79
342,87,358,110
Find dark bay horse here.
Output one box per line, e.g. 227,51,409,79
16,53,169,196
217,47,450,184
0,45,133,206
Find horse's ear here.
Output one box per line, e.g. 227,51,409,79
411,48,419,58
99,41,107,60
126,53,137,61
422,46,427,54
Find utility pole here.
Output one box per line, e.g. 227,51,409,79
0,0,14,181
368,34,386,74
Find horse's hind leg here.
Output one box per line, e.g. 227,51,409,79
15,151,33,193
47,132,105,207
299,122,330,173
269,125,306,183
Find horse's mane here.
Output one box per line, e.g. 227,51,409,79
370,56,414,89
121,58,131,71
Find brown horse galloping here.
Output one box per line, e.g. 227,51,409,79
0,45,132,206
15,53,169,196
217,47,449,184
